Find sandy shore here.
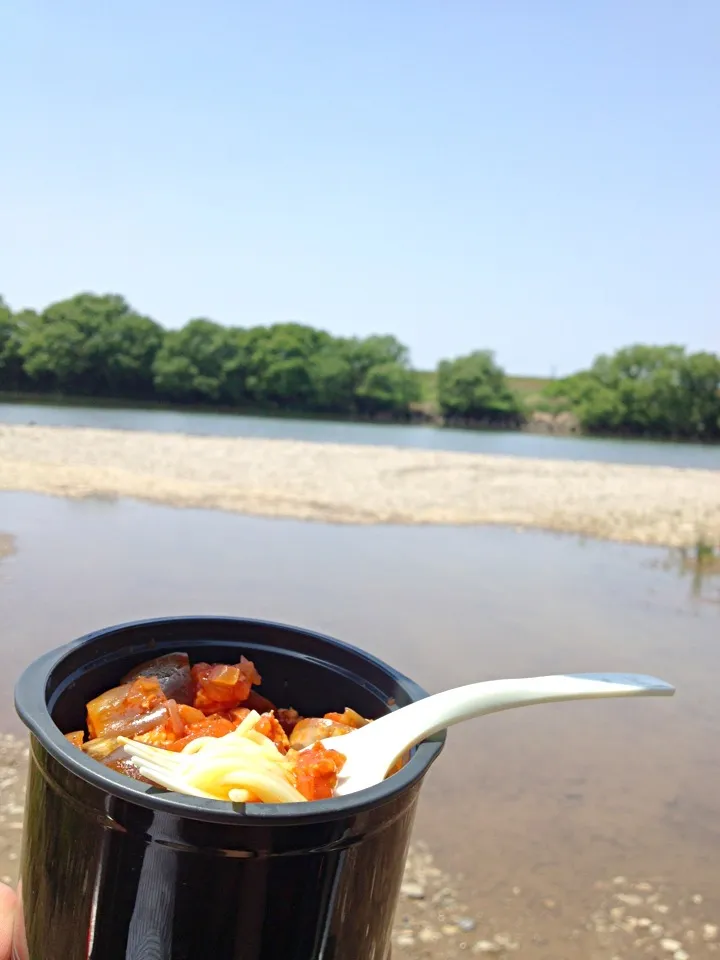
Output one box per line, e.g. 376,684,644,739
1,424,719,547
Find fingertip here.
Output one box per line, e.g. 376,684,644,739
0,881,17,958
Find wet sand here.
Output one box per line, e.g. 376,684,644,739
1,424,720,546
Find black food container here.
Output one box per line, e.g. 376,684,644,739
14,616,445,960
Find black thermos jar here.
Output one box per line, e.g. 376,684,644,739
14,617,444,959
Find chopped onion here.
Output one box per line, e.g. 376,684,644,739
166,699,185,737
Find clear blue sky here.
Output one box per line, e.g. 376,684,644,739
1,1,718,375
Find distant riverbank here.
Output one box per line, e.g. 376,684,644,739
1,424,718,547
0,389,577,434
4,401,720,470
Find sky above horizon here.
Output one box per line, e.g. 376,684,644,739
1,2,718,375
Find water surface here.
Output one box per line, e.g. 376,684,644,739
1,493,718,956
2,401,720,469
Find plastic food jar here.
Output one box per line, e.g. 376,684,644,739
14,616,444,960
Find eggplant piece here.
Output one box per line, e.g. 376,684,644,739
83,737,162,784
83,735,122,761
100,746,154,784
240,690,277,715
86,682,169,740
122,652,193,705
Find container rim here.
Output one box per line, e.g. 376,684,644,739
15,616,445,825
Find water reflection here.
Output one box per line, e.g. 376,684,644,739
0,533,16,564
1,492,719,955
655,546,720,605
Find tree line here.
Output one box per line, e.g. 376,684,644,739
0,293,419,418
544,344,720,441
0,293,718,440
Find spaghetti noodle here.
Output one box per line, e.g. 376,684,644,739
119,710,346,803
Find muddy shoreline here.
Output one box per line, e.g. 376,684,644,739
1,425,719,547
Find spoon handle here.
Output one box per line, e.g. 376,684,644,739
368,673,675,757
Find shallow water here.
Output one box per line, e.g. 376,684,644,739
1,492,719,955
2,400,720,469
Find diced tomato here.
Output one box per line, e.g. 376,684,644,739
125,677,166,712
226,707,251,726
191,658,262,715
177,704,206,726
168,714,235,752
208,664,241,687
239,656,261,686
254,713,290,754
292,743,346,801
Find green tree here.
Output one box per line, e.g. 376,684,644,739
219,327,255,406
243,323,333,409
97,310,165,398
0,298,29,391
152,319,242,403
355,361,420,415
677,351,720,438
436,350,523,425
343,335,420,416
2,291,425,419
347,334,410,371
547,345,720,439
20,293,163,398
307,347,356,412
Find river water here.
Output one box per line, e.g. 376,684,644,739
2,401,720,469
1,491,719,957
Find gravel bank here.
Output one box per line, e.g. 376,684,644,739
1,424,719,547
0,736,27,886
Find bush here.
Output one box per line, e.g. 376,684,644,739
436,350,524,425
547,345,720,440
0,292,421,419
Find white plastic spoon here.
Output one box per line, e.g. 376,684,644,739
120,672,674,803
327,672,675,797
